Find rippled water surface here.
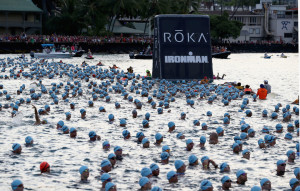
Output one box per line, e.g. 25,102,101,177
0,53,299,191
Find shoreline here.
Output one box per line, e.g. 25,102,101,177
0,42,298,54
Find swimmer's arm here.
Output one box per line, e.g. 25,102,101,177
32,105,41,125
209,160,218,168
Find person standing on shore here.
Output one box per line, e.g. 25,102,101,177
264,80,271,94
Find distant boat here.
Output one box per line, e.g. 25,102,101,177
73,50,85,57
129,51,231,59
264,56,271,59
31,44,74,58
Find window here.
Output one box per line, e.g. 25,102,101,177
256,28,260,34
235,17,243,23
294,22,298,27
249,28,254,34
284,33,292,38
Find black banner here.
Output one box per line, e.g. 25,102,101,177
152,15,213,79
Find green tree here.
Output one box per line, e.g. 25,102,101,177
210,11,243,40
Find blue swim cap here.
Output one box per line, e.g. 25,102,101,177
275,124,283,130
108,153,116,159
220,162,228,172
142,119,149,126
277,160,285,166
262,109,268,115
151,186,162,191
57,120,64,127
175,160,184,169
11,179,23,191
216,127,223,134
70,127,76,133
142,138,149,145
105,182,115,191
200,136,206,143
234,135,241,142
162,145,170,152
80,109,86,114
101,159,111,167
181,112,186,116
236,169,246,178
168,121,175,128
136,132,144,138
262,126,269,133
62,125,69,132
102,140,109,147
223,117,229,123
241,124,247,131
290,178,299,188
294,167,300,176
25,136,33,144
155,133,163,140
79,165,88,174
295,186,300,191
221,176,231,184
286,150,295,157
200,179,212,190
145,112,150,119
297,143,300,152
251,186,261,191
201,156,209,163
139,177,149,187
232,143,239,150
207,111,212,116
89,131,96,138
65,112,71,116
167,170,176,180
177,132,183,139
160,152,169,160
248,128,255,134
100,173,111,182
260,178,270,187
193,120,199,125
114,146,122,152
201,123,207,127
122,130,130,137
242,149,249,155
245,110,251,115
271,112,278,118
12,143,21,151
295,120,299,125
240,132,247,140
186,139,193,145
150,163,159,171
189,154,198,164
141,167,152,177
285,133,293,140
108,114,114,120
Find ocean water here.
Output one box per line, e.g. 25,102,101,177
0,53,299,191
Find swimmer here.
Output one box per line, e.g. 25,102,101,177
32,105,41,125
120,119,126,127
168,121,175,132
62,125,69,134
155,133,163,145
132,110,137,118
12,143,22,154
103,141,110,150
242,149,250,160
40,161,50,173
141,167,152,178
161,152,170,164
200,136,206,148
220,162,230,172
209,132,218,144
290,178,300,191
276,160,286,176
186,139,194,151
236,169,247,185
248,128,255,137
180,112,186,120
189,154,199,166
167,171,178,183
202,123,208,130
70,127,77,138
108,153,116,167
25,136,33,146
294,168,300,180
79,166,89,182
101,173,112,188
216,127,224,136
65,112,71,120
260,178,271,190
221,176,232,190
177,132,185,140
105,182,117,191
11,179,24,191
101,159,112,173
70,102,75,109
150,163,160,177
200,180,213,191
287,150,296,163
114,146,123,160
139,177,152,190
122,130,130,139
80,109,86,119
142,138,150,148
201,156,218,169
136,132,145,143
175,160,186,174
89,131,101,141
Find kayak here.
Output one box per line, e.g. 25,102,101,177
264,56,271,59
85,56,94,59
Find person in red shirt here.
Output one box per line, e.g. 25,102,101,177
257,84,268,100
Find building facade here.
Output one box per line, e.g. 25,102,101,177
0,0,42,35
